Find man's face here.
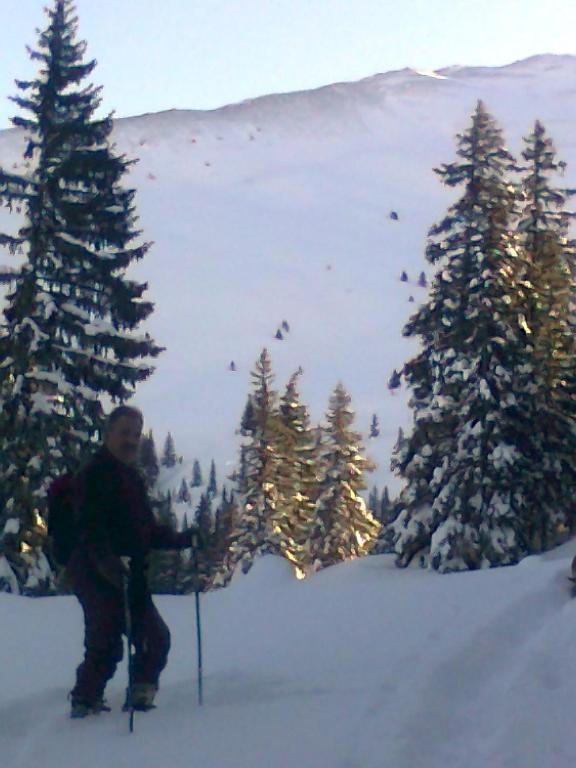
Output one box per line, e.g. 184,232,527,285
105,415,143,465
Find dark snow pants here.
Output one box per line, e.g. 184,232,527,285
69,562,171,703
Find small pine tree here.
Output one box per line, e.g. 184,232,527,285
388,370,401,390
308,383,380,570
161,433,177,468
177,479,191,505
207,459,217,497
139,430,160,489
368,486,380,516
191,459,203,487
369,413,380,438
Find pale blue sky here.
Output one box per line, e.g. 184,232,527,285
2,0,576,128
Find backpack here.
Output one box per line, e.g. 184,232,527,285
47,474,80,566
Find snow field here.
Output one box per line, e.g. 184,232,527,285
2,546,576,768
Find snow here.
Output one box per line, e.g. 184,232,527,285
2,54,576,761
3,55,576,492
2,548,576,767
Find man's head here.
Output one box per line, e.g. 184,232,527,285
104,405,143,465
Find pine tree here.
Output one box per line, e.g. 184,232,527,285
218,349,283,580
207,459,217,497
147,492,180,593
161,433,177,468
191,459,203,487
240,394,256,434
273,368,319,574
388,369,401,390
368,486,380,516
177,478,191,505
138,429,160,489
309,383,380,569
210,489,238,583
369,413,380,438
391,102,548,572
0,0,162,593
514,120,576,548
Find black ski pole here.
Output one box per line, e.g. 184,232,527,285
122,557,135,733
191,541,203,706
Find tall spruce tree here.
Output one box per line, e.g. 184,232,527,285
309,383,380,570
0,0,162,593
273,368,319,574
514,120,576,548
217,349,283,581
391,102,551,572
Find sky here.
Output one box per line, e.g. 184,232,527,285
1,0,576,129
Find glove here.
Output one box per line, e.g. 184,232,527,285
96,555,129,591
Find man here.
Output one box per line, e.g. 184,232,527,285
66,405,200,719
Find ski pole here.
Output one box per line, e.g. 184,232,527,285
122,556,135,733
191,540,203,706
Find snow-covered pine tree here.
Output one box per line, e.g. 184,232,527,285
272,368,319,575
177,478,191,505
514,120,576,548
309,383,380,570
161,433,177,468
217,349,283,582
391,101,545,572
0,0,162,593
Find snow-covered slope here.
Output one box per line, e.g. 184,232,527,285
2,54,576,491
2,546,576,768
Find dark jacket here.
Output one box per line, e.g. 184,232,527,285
68,447,191,591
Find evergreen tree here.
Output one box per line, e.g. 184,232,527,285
207,459,217,497
0,0,162,593
177,478,191,505
210,489,238,584
161,432,177,468
191,459,203,487
138,429,160,489
391,102,553,572
273,368,319,574
368,486,380,516
369,413,380,438
308,383,380,569
240,394,256,434
147,492,180,593
514,120,576,548
388,369,401,390
218,349,283,580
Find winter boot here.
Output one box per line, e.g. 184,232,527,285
70,696,111,719
123,682,157,712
